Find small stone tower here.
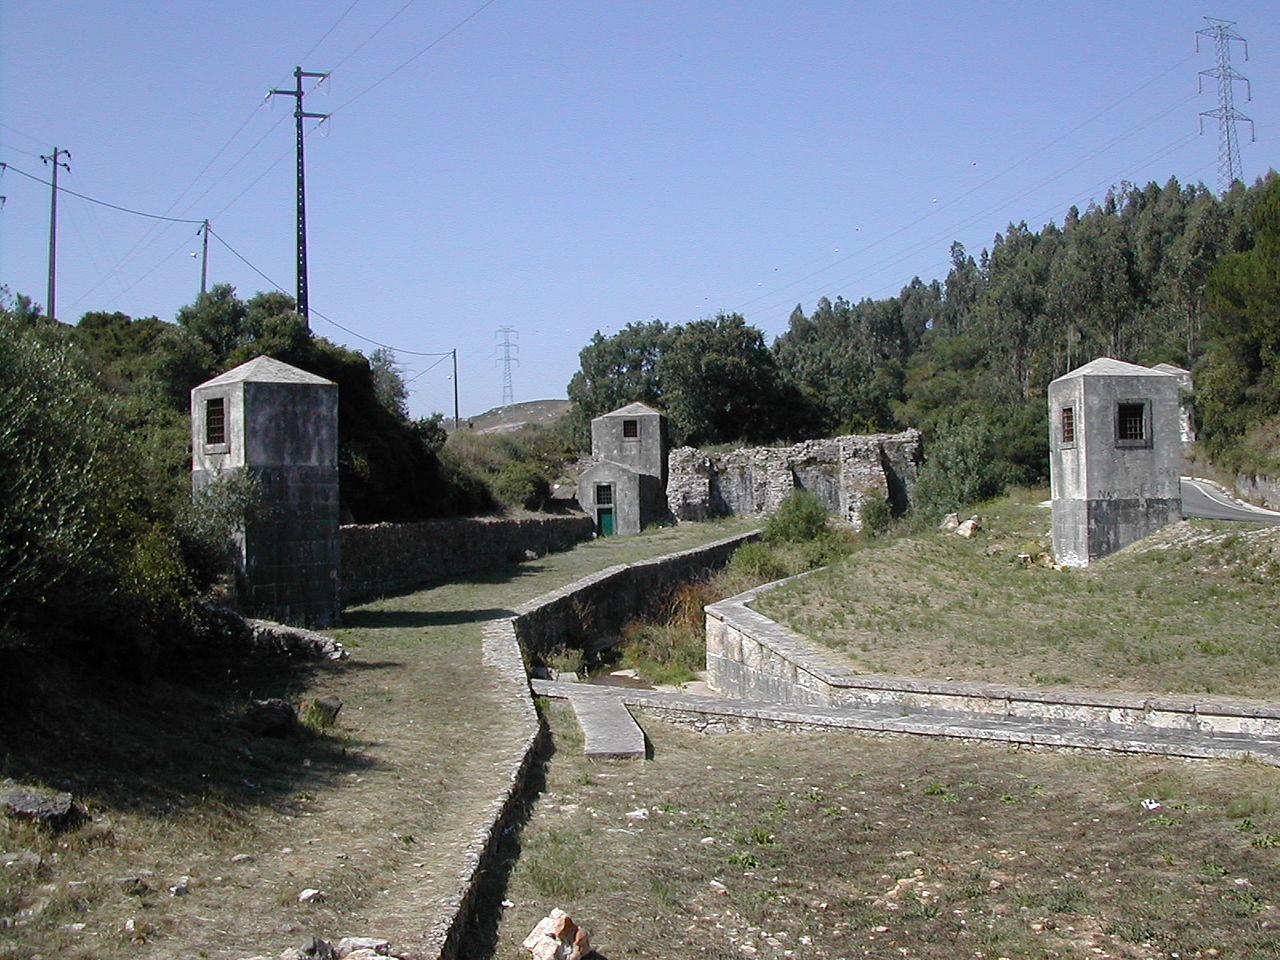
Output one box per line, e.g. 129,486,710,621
577,402,669,536
1048,358,1182,567
191,356,340,626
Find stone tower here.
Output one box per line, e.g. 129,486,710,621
1048,358,1182,567
577,402,669,536
191,356,340,626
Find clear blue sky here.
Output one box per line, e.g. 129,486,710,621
2,1,1276,420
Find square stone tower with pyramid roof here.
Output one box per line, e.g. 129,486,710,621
577,402,669,536
191,356,340,626
1048,357,1182,567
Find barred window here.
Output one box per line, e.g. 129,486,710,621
596,484,613,506
623,419,639,439
205,397,226,446
1116,400,1150,447
1060,406,1075,445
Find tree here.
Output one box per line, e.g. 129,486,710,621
567,320,673,423
369,347,410,419
657,313,788,446
1197,175,1280,461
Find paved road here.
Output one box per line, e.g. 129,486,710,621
1181,477,1280,522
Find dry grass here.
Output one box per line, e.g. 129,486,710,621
481,703,1280,960
756,491,1280,699
0,518,756,960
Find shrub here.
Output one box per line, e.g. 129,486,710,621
860,495,893,538
765,489,829,543
729,542,791,583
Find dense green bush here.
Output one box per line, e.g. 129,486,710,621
764,489,829,543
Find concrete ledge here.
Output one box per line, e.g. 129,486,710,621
706,582,1280,740
577,685,1280,766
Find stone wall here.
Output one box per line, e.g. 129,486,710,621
512,530,760,662
706,580,1280,739
340,515,595,604
666,430,922,529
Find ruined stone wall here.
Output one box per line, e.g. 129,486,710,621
666,430,922,529
340,515,595,604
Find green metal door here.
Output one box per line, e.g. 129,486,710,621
595,483,615,536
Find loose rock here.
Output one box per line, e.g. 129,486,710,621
522,908,592,960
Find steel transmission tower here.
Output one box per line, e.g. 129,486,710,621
270,67,329,326
1196,17,1254,195
496,326,519,407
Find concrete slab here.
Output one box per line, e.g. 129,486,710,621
536,681,646,759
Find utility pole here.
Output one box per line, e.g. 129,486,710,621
198,220,210,299
496,326,519,408
1197,18,1254,195
452,348,461,430
270,66,329,325
40,147,70,321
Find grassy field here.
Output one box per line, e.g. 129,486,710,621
480,702,1280,960
756,491,1280,699
0,518,756,960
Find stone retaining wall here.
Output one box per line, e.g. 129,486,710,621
512,530,760,662
706,581,1280,739
340,515,595,604
1235,473,1280,510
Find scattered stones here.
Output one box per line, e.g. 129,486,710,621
335,938,392,957
246,619,347,661
243,699,298,738
230,853,255,863
0,851,40,869
624,808,650,820
297,888,326,904
0,779,85,831
169,877,190,896
955,515,981,538
279,937,336,960
940,513,960,531
122,917,155,942
522,908,592,960
115,875,150,895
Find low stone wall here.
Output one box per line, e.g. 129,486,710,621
1235,473,1280,510
706,581,1280,739
340,515,595,604
666,430,922,529
513,530,761,662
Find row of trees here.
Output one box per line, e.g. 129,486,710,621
568,174,1280,491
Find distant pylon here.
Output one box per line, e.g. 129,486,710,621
1196,17,1255,194
496,326,519,407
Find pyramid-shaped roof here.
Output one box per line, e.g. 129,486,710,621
1051,357,1175,384
601,401,664,418
197,355,335,388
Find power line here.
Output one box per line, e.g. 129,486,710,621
0,161,206,223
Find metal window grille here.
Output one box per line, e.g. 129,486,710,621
623,419,639,439
1060,406,1075,445
1117,402,1146,442
596,484,613,506
205,397,226,445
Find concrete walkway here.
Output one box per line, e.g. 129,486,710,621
533,678,1280,766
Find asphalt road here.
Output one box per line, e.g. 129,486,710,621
1180,477,1280,523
